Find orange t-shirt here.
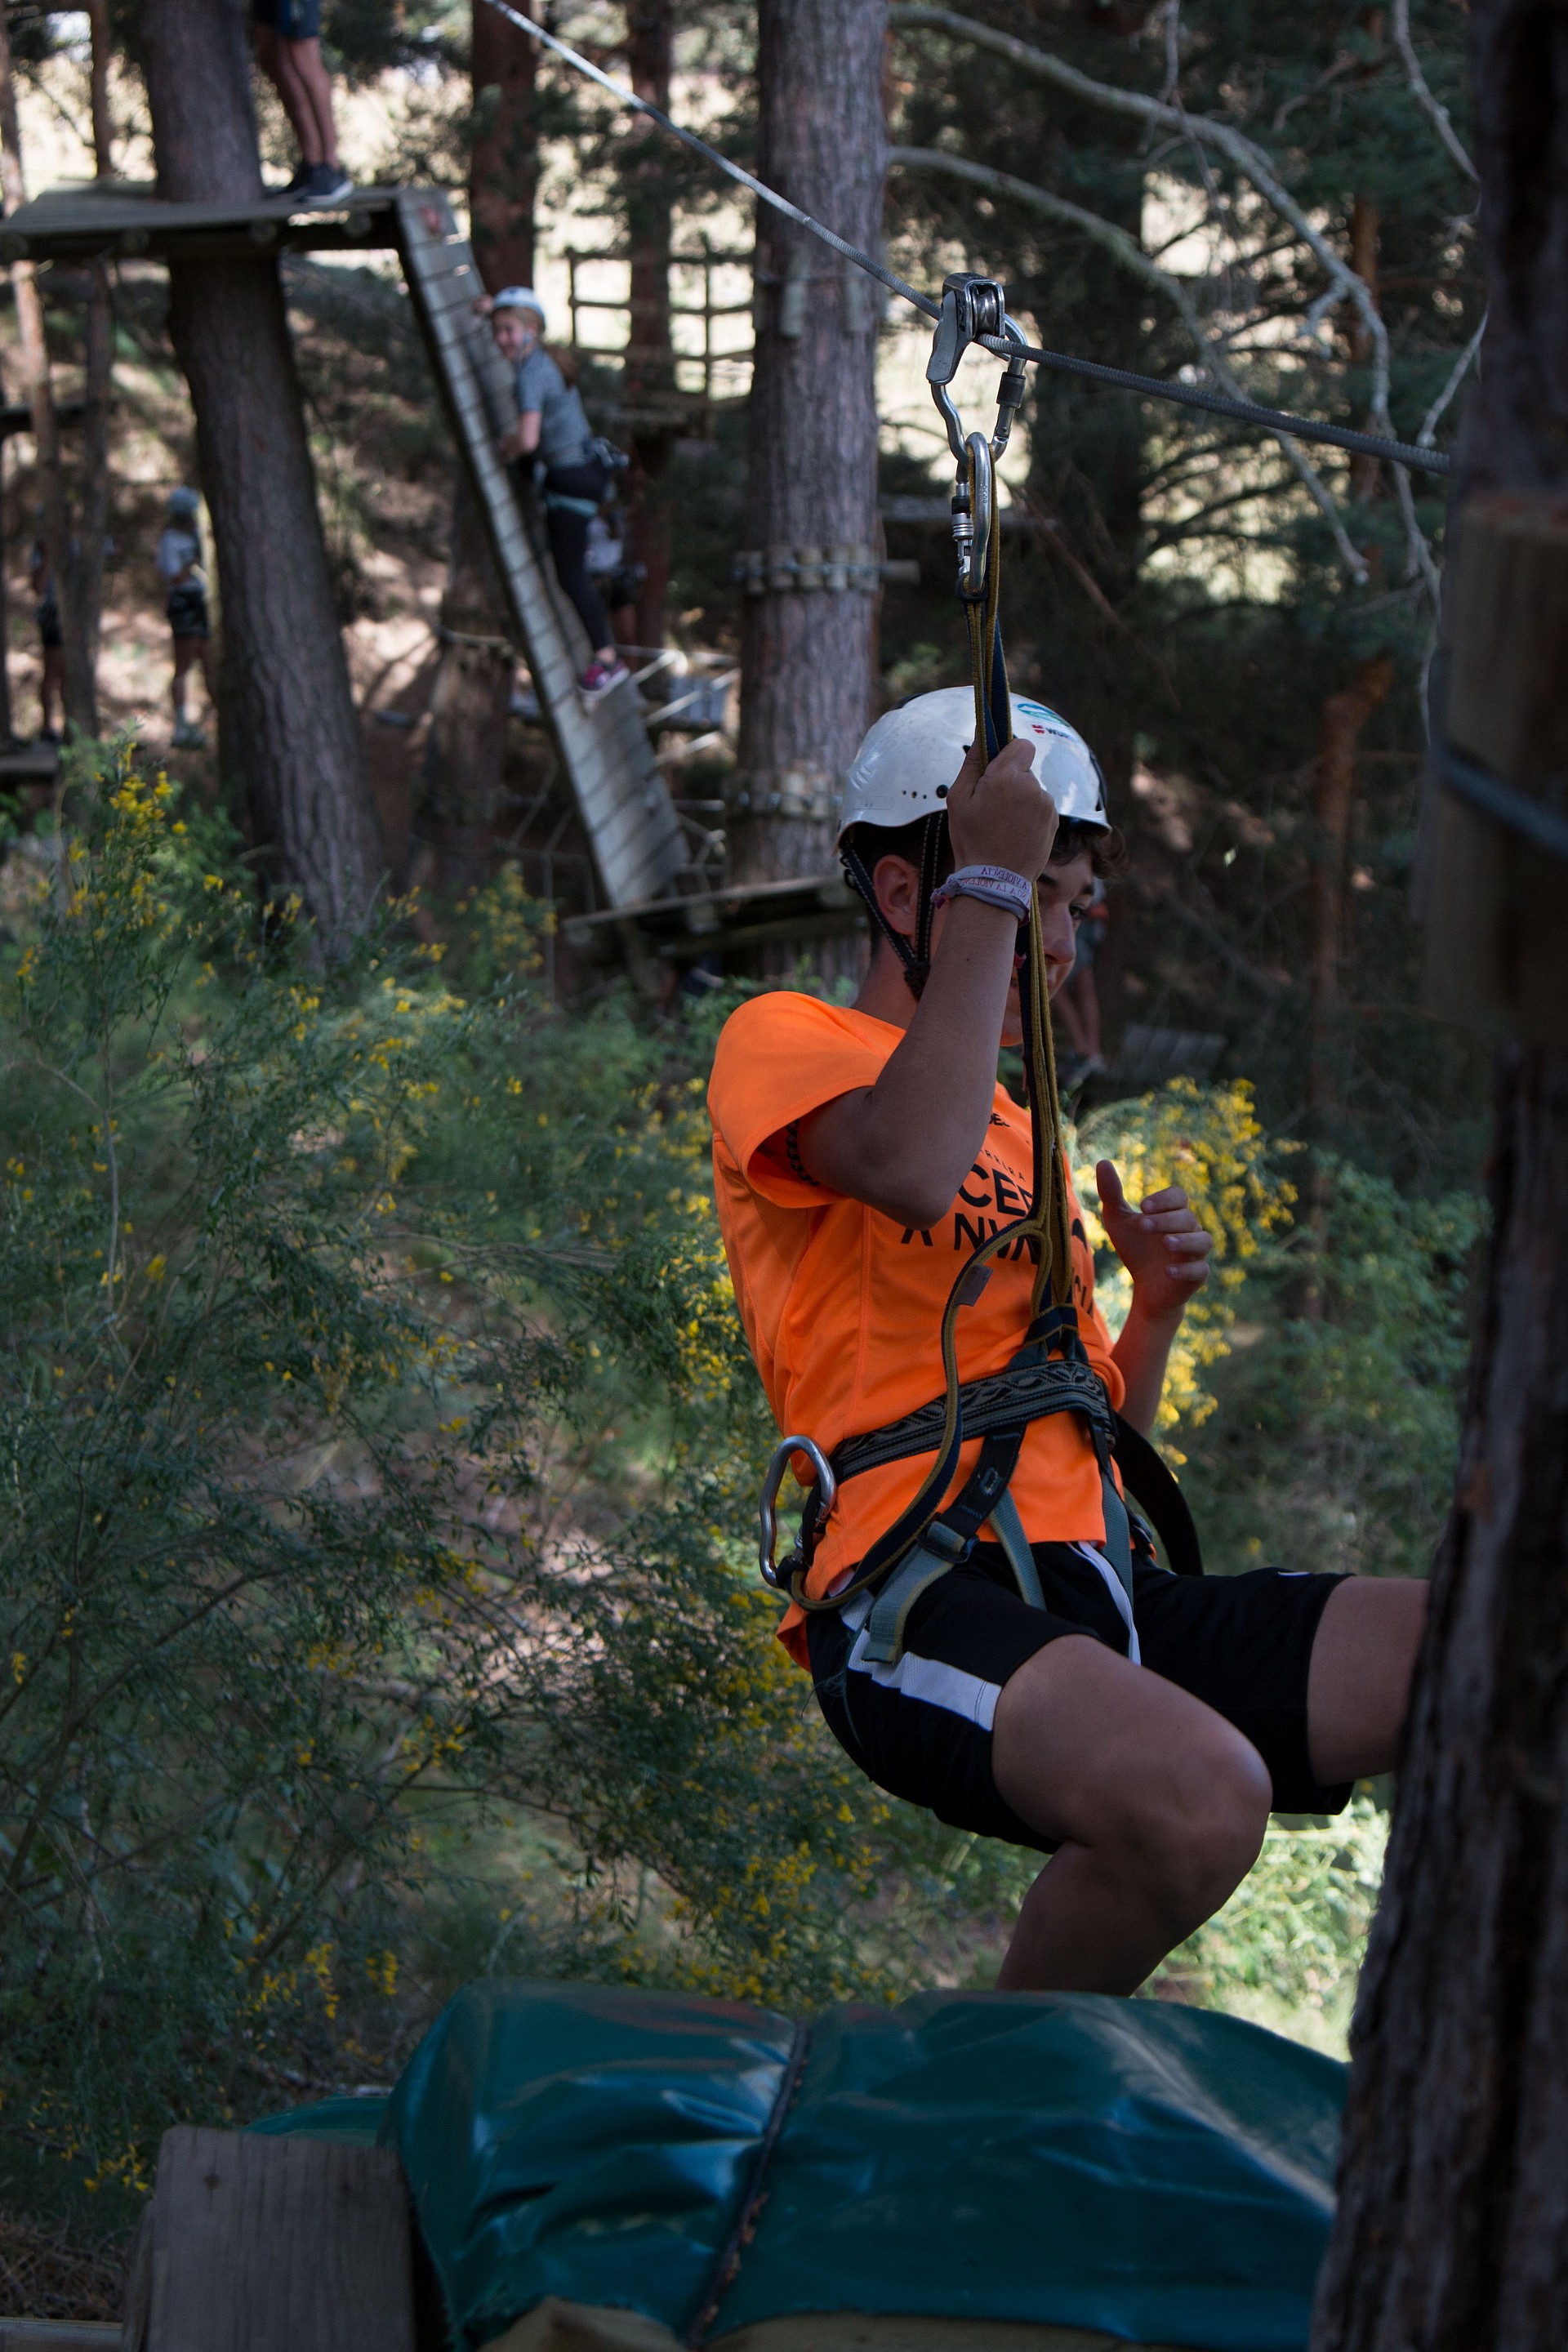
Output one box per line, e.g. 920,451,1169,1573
708,991,1125,1667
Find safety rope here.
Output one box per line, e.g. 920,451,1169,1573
782,398,1085,1619
474,0,1453,479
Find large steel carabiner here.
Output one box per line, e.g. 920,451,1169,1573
758,1433,837,1592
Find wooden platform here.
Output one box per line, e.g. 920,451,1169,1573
561,870,862,963
0,744,60,781
1,180,688,918
0,2327,118,2350
1,179,402,264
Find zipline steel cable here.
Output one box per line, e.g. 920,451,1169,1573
474,0,1454,479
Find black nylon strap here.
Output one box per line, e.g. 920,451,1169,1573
1111,1413,1204,1579
830,1352,1114,1486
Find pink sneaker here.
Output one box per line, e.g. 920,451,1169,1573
580,657,630,701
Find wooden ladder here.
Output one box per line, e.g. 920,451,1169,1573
396,190,686,912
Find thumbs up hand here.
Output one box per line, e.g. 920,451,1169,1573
1094,1159,1213,1325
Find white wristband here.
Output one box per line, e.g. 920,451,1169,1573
929,864,1033,923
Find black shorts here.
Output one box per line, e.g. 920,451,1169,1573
167,584,209,640
806,1543,1352,1855
253,0,321,33
36,599,60,652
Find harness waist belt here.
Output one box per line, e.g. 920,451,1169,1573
831,1355,1116,1489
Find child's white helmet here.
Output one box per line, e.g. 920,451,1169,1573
839,687,1110,840
491,286,546,330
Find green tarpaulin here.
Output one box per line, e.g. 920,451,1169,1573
370,1981,1344,2352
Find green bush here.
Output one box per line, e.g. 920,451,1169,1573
0,756,878,2185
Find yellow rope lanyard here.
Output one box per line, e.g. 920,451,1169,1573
788,424,1078,1615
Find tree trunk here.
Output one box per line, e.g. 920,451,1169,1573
470,0,537,290
733,0,886,889
412,480,513,902
86,0,113,168
64,0,116,741
622,0,676,651
413,0,537,903
1311,2,1568,2343
139,0,383,952
1307,653,1393,1137
0,6,73,740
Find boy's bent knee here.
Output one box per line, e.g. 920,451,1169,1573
1115,1735,1271,1927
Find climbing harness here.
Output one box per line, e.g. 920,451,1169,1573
754,276,1203,1667
475,0,1452,480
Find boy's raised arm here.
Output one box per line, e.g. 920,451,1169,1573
793,739,1057,1231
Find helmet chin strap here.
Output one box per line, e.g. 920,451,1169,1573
840,808,950,1001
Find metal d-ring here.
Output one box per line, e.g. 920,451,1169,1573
759,1434,837,1591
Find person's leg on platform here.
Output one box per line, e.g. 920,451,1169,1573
991,1636,1273,1994
171,636,207,746
39,640,63,741
283,39,347,193
255,23,323,171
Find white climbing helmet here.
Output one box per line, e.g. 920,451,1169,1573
838,686,1110,839
491,286,546,330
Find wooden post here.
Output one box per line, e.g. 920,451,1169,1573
1419,492,1568,1049
126,2126,416,2352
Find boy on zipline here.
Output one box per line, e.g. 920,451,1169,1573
709,688,1425,1994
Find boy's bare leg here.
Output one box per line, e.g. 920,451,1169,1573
991,1637,1272,1994
254,25,322,164
276,36,341,169
992,1575,1427,1995
41,643,64,736
1307,1575,1427,1782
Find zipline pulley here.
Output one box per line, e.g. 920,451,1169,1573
927,274,1029,604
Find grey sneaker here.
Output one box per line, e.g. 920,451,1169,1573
302,163,354,207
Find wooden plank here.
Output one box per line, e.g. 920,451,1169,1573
140,2126,415,2352
393,187,685,911
4,182,403,238
0,2328,119,2350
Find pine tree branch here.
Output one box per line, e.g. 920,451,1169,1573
889,2,1395,435
1392,0,1478,184
888,144,1370,584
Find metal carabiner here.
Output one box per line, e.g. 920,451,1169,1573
758,1433,837,1592
956,430,993,603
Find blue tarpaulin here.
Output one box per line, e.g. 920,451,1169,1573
368,1980,1344,2352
